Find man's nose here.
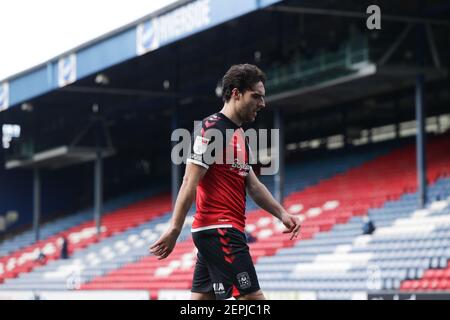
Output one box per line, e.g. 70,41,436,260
258,100,266,109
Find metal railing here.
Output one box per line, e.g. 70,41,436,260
266,36,370,93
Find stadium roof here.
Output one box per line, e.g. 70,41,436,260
1,0,448,158
0,0,281,111
0,0,449,115
1,0,449,116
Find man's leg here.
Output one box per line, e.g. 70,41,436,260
236,289,266,300
191,239,216,300
192,228,262,300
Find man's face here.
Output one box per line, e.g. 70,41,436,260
236,81,266,123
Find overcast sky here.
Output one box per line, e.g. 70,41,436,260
0,0,176,80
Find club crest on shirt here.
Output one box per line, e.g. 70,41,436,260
193,136,210,155
237,272,251,289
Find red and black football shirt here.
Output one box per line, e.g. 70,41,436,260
187,112,252,233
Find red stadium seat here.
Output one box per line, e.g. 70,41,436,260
0,193,172,283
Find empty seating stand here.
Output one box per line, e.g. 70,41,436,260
1,132,449,299
0,191,171,286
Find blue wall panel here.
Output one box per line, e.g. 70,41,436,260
77,28,137,80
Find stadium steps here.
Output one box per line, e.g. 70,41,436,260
4,132,448,297
254,131,450,298
77,142,393,294
80,133,449,297
3,138,389,290
0,188,163,258
257,185,450,298
252,133,449,295
0,213,195,290
0,191,171,286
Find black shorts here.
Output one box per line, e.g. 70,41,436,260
191,227,260,299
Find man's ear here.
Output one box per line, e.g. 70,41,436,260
232,88,240,101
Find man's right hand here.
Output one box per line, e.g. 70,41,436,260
149,228,180,260
281,213,301,240
149,163,206,260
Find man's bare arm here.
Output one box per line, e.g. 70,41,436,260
149,163,206,259
246,169,301,240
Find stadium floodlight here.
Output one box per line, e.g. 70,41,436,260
92,104,100,113
2,124,21,149
95,74,110,85
254,51,262,63
215,80,222,98
163,80,170,90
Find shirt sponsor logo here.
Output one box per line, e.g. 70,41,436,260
231,159,250,171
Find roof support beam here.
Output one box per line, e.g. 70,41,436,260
267,5,450,28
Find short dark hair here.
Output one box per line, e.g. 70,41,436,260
221,64,266,102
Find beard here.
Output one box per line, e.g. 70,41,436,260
240,105,258,124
